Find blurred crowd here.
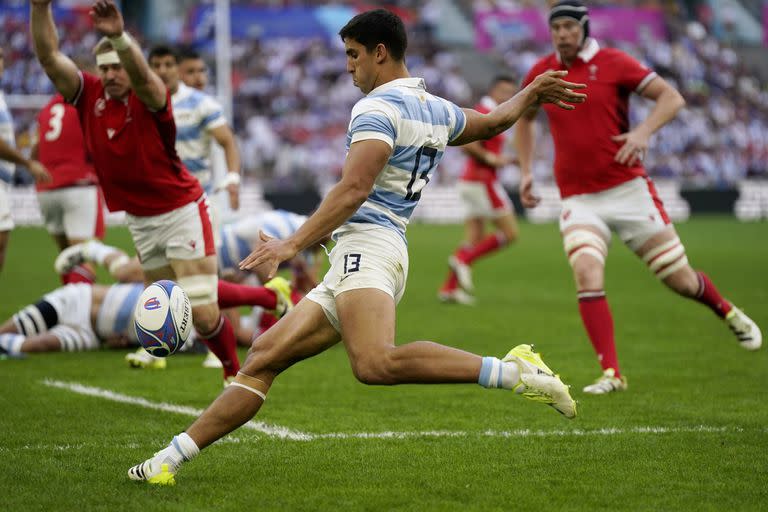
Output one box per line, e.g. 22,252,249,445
1,2,766,189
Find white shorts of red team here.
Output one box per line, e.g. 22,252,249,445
559,176,671,250
126,195,216,271
305,225,409,333
37,185,105,240
0,181,14,232
457,180,513,219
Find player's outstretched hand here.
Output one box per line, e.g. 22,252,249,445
28,160,52,184
530,70,586,110
612,129,650,166
239,230,298,279
90,0,124,38
519,174,541,209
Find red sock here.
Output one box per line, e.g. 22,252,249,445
259,312,278,331
578,291,621,377
694,271,732,318
199,315,240,378
61,265,96,285
460,233,507,265
441,271,458,292
217,280,277,309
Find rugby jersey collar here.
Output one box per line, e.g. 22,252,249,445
171,82,192,103
367,77,426,96
556,38,600,64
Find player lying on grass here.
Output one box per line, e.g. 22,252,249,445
0,280,292,357
128,9,586,485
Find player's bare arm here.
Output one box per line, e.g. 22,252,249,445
239,139,392,277
210,124,242,210
0,138,51,184
90,0,167,110
514,107,542,208
30,0,81,102
451,70,586,146
462,141,512,168
613,76,685,166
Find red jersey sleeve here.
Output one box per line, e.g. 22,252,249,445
69,71,101,107
610,49,657,93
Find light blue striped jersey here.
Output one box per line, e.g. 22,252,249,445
95,283,143,343
219,210,308,274
171,83,227,191
337,77,466,241
0,92,16,183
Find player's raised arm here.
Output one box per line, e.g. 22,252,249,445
210,124,242,210
239,139,392,277
89,0,166,110
450,70,586,146
30,0,81,102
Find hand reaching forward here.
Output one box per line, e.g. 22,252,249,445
239,231,298,280
529,70,587,110
90,0,124,37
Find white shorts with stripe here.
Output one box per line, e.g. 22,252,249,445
559,177,671,250
0,181,14,231
305,225,409,333
126,195,216,271
13,283,99,351
37,185,104,240
457,180,513,219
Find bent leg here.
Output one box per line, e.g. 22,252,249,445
337,288,482,384
186,299,340,449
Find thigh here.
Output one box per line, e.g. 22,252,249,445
336,288,396,359
143,265,175,286
241,298,341,376
62,186,101,241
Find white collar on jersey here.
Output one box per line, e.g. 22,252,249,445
171,82,192,103
556,37,600,64
367,77,426,96
479,96,498,110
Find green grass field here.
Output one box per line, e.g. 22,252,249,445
1,219,766,511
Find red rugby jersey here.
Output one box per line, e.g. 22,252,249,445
460,97,507,184
522,39,657,198
70,72,203,215
35,94,97,192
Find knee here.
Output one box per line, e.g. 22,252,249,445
191,304,220,334
349,350,394,385
573,259,604,290
241,334,284,377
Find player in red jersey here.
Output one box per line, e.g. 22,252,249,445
31,93,104,285
439,76,519,304
30,0,241,383
515,1,762,394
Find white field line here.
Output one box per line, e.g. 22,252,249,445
40,379,762,443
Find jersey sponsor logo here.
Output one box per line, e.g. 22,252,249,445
562,209,572,221
94,98,106,117
107,128,116,139
589,64,598,81
143,297,162,311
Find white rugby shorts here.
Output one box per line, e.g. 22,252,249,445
559,176,671,250
126,195,216,271
458,180,513,219
37,185,104,240
305,225,409,332
44,283,98,349
0,181,14,231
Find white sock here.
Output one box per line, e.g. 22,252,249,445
478,357,520,390
0,334,25,354
84,240,117,266
155,432,200,469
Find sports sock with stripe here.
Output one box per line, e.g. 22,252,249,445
477,356,520,390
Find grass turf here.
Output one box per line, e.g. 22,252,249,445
0,218,766,511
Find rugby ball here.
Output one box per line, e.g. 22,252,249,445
134,280,192,357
